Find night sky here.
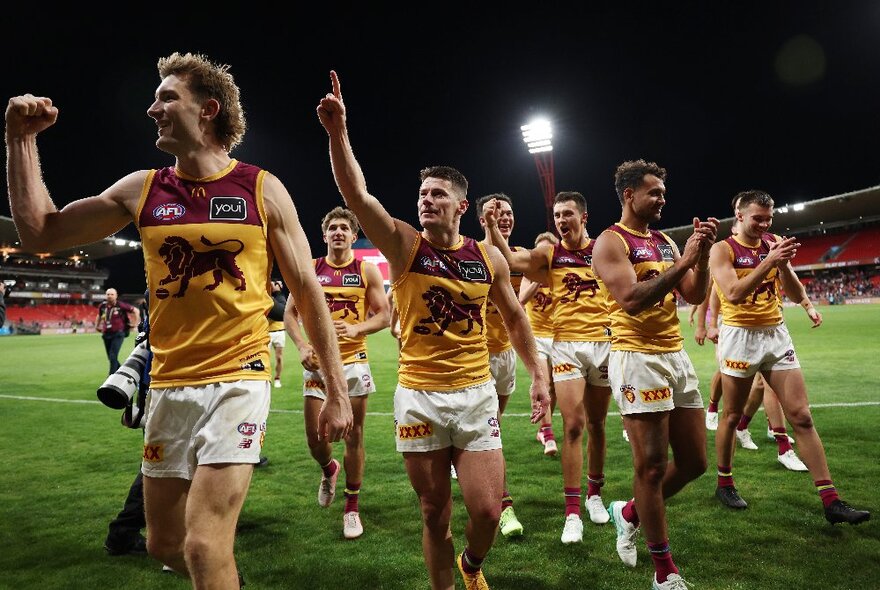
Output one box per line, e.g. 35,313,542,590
3,5,878,293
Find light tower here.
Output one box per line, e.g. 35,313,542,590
521,119,556,232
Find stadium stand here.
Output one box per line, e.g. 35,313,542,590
1,215,141,335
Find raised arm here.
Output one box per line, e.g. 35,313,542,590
485,246,549,423
316,71,417,275
264,174,351,440
6,94,143,251
483,199,549,282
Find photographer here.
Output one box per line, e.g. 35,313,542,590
104,290,151,556
96,288,140,374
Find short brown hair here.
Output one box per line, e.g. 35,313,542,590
553,191,587,214
157,52,246,153
419,166,469,199
733,190,774,212
614,159,667,204
475,193,512,222
321,206,360,236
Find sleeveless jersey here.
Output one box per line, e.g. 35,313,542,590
546,240,611,342
393,235,493,390
525,283,554,338
716,233,784,327
484,245,523,353
601,224,682,353
314,255,369,364
136,159,273,387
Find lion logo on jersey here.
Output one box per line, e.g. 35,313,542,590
751,280,776,304
325,292,361,320
157,235,246,297
416,285,485,336
560,272,599,302
534,291,553,312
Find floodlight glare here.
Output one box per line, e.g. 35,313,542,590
793,203,805,211
521,119,553,154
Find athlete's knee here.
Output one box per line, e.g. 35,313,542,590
562,416,586,441
634,456,668,486
785,406,815,431
146,532,183,566
419,496,452,531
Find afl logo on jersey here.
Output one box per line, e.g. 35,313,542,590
317,275,332,284
153,203,186,221
210,196,247,220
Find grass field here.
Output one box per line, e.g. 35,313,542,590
0,304,877,590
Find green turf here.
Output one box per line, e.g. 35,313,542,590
0,304,876,589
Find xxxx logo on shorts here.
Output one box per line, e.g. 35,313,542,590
398,422,433,440
640,387,671,403
621,384,637,404
305,379,326,390
553,363,575,374
724,359,750,371
143,443,164,462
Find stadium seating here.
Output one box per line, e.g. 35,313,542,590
834,226,880,263
792,233,849,265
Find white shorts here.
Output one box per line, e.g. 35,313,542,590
268,330,286,349
718,323,800,378
609,350,702,415
303,362,375,399
489,348,517,397
551,340,610,386
142,379,270,479
535,336,554,361
394,381,501,453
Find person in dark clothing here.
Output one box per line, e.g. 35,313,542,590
0,282,7,327
104,290,151,556
96,287,139,374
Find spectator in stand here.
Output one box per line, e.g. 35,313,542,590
96,288,140,374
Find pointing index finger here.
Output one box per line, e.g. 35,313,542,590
330,70,341,99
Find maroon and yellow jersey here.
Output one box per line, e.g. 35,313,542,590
485,245,524,354
314,255,369,363
716,233,784,327
393,235,493,390
546,240,611,342
136,160,273,387
525,283,554,338
601,224,682,353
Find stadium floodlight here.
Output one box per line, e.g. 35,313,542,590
114,238,126,246
793,203,805,211
521,118,556,231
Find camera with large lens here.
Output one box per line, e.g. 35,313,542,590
97,340,150,410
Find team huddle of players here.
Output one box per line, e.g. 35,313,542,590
8,54,868,590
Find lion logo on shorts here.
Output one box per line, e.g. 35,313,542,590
325,292,360,320
560,272,599,302
157,235,246,297
416,285,485,336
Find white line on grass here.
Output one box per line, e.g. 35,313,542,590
1,394,878,418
